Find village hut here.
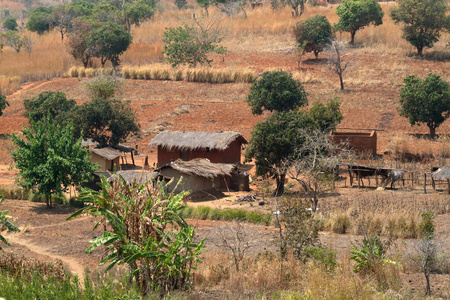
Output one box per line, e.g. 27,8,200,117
156,158,237,196
88,147,124,171
107,170,157,185
432,166,450,194
149,131,248,167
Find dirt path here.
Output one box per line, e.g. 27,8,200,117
6,232,86,279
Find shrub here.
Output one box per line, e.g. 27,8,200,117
305,246,337,271
419,211,435,238
84,75,122,100
329,211,352,234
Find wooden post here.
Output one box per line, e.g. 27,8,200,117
423,173,427,194
432,176,436,191
131,151,135,166
447,179,450,195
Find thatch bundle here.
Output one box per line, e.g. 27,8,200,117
149,131,247,151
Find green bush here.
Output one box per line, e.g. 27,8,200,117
305,246,337,271
84,75,123,100
192,206,211,220
419,211,435,237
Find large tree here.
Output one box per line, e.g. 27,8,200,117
23,91,77,126
163,15,226,67
74,97,140,147
398,73,450,138
11,119,97,208
247,70,308,115
66,18,100,68
26,7,53,35
391,0,450,56
245,110,314,196
334,0,384,45
87,22,132,68
293,15,334,60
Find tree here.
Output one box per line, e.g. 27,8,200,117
124,0,157,29
1,31,25,53
87,22,132,68
0,94,9,117
175,0,187,10
3,17,18,31
282,0,306,17
391,0,449,56
335,0,384,45
287,128,350,212
308,99,344,131
326,40,352,90
26,7,53,35
50,4,74,40
74,97,140,147
23,91,77,127
245,110,314,196
215,0,250,18
83,75,122,100
196,0,212,16
398,73,450,138
0,197,20,250
67,176,204,297
11,119,97,208
163,16,226,67
247,70,308,115
66,18,99,68
293,15,333,60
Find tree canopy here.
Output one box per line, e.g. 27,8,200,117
163,16,226,67
293,15,333,59
3,17,18,31
74,97,140,147
11,119,97,208
66,18,100,67
398,73,450,138
391,0,450,56
247,70,308,115
87,22,132,68
26,7,53,35
0,94,9,117
23,91,77,126
335,0,384,45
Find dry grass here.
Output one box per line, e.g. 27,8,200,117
0,76,21,96
67,67,114,78
119,64,256,83
195,252,402,299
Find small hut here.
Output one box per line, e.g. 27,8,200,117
89,147,124,171
432,166,450,194
156,158,236,196
149,131,248,167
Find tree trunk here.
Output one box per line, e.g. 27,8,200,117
350,31,356,45
428,125,436,139
46,195,52,209
314,50,319,59
417,45,423,57
273,174,285,196
425,271,431,295
240,4,248,19
339,72,344,90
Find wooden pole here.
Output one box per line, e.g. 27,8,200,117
432,176,436,191
423,173,427,194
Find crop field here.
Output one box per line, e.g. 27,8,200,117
0,0,449,298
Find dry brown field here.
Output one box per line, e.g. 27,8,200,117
0,1,449,298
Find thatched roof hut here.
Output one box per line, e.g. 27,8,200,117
107,171,157,184
432,166,450,180
158,159,236,178
89,147,124,160
149,131,247,151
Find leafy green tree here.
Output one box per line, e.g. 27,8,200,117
23,91,77,126
391,0,449,56
91,4,122,24
163,16,226,67
293,15,333,59
0,94,9,117
335,0,384,45
3,17,18,31
74,97,140,147
0,197,20,250
11,119,97,208
87,22,132,68
26,6,53,35
245,110,314,196
68,176,204,297
124,0,157,29
247,70,308,115
308,98,343,131
398,73,450,138
66,18,99,67
1,31,25,52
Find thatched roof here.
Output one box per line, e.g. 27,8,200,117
158,159,235,178
113,144,137,153
107,171,157,184
432,166,450,180
149,131,248,151
89,147,124,160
